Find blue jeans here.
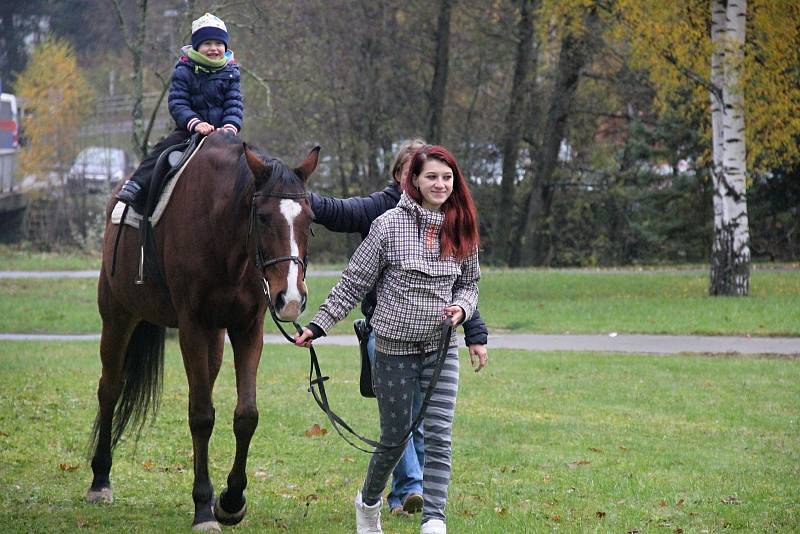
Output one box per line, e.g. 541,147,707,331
367,327,424,509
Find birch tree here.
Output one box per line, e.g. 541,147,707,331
613,0,800,295
709,0,749,295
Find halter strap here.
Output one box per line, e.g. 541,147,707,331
248,190,308,275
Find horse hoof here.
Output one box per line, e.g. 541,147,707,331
86,487,113,504
192,520,222,533
214,490,247,525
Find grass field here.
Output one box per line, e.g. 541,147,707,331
1,269,798,336
0,340,797,533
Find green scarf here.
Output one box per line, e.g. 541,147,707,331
187,48,227,73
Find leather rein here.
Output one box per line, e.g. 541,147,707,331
249,188,454,453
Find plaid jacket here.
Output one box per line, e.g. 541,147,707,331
311,193,480,355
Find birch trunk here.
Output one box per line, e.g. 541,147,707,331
709,0,750,295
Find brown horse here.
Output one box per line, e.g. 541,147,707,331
86,131,319,531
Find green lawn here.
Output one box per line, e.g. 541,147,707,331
0,244,101,271
1,269,798,336
0,340,797,532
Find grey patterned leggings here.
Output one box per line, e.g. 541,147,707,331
361,345,460,524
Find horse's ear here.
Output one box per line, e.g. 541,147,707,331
244,143,271,187
295,145,321,182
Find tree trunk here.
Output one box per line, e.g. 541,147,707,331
709,0,750,295
110,0,149,159
427,0,453,145
496,0,536,263
509,7,597,266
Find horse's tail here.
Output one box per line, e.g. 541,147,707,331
89,321,165,454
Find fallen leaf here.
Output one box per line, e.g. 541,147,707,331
494,506,508,516
59,463,79,472
674,528,684,533
659,500,668,507
341,456,354,463
551,514,561,522
461,509,477,518
721,495,739,505
142,459,154,471
304,423,328,437
596,511,606,519
676,499,685,507
627,529,641,534
567,460,591,469
619,446,628,452
254,469,269,480
589,447,603,453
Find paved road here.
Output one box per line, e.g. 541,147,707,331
2,332,797,356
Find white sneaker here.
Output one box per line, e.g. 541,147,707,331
355,490,382,534
421,519,446,534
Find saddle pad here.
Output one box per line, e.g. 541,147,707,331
111,135,209,229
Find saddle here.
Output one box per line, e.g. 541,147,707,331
110,134,204,283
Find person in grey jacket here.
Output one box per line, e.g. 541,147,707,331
309,139,488,517
296,145,485,534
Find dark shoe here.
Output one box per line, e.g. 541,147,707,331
115,179,143,206
402,493,423,514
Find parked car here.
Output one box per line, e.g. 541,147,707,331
68,146,136,185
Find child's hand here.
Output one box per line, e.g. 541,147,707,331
195,122,215,135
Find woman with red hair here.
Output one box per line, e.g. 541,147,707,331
295,145,482,534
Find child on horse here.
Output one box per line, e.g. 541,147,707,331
116,13,243,208
296,145,483,534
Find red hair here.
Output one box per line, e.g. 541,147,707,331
403,145,480,261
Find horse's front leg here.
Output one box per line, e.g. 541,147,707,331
214,324,263,525
178,324,222,532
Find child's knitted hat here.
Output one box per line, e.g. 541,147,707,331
191,13,229,50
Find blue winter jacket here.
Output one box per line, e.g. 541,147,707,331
310,182,489,346
168,50,243,132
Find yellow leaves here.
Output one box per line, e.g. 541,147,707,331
611,0,800,173
14,37,92,185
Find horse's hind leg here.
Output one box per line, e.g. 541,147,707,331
214,325,263,525
87,283,137,504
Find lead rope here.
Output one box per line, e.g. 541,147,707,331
261,275,453,454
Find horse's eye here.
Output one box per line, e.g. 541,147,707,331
258,213,270,225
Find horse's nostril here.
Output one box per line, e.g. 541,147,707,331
276,291,287,310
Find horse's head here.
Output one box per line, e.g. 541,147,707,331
244,145,319,322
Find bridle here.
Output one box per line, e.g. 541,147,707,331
249,186,454,454
249,189,309,279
